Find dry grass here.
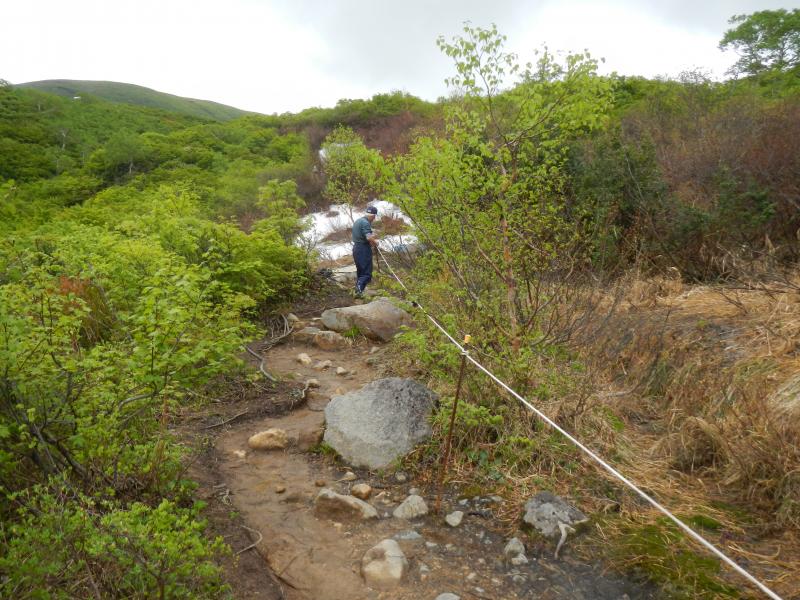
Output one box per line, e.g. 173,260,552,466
395,266,800,598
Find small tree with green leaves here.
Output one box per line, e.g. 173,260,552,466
320,126,388,220
720,9,800,77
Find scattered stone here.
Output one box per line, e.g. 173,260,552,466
523,491,588,538
232,449,246,458
419,563,431,581
339,471,357,482
512,574,527,584
313,359,333,370
459,498,469,506
393,529,424,557
305,378,320,388
425,541,438,549
296,352,313,365
365,356,379,366
511,554,529,566
323,378,437,469
466,572,477,581
490,495,504,504
408,486,420,495
331,264,357,284
335,366,349,376
315,479,326,487
314,488,378,521
315,330,349,350
286,313,300,323
247,428,288,451
370,346,380,354
361,539,408,590
393,495,428,519
294,326,321,344
321,297,413,341
351,483,372,500
445,511,464,527
297,427,324,451
436,594,460,600
334,387,345,395
395,472,408,483
275,485,286,494
504,537,527,565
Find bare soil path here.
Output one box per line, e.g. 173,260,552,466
184,287,658,600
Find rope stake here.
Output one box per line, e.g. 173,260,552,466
435,346,469,514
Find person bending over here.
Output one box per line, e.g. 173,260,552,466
351,206,378,297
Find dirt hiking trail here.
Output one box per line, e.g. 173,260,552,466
185,288,657,600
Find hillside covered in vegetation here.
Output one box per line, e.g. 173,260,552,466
20,79,253,121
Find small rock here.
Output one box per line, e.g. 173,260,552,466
393,529,424,557
247,428,288,450
393,495,428,519
315,330,349,350
305,378,320,388
490,495,504,504
523,491,588,538
286,313,300,323
361,539,408,590
315,479,326,487
512,574,527,584
335,366,349,376
232,449,246,458
504,537,528,566
365,356,379,366
294,327,321,344
351,483,372,500
297,426,324,451
458,498,469,506
340,471,357,481
425,541,438,549
314,488,378,521
435,594,460,600
275,485,286,494
408,487,420,495
395,472,408,483
334,387,345,395
445,510,464,527
296,352,313,365
466,572,477,581
313,359,333,370
370,346,380,354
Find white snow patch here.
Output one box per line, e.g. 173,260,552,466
298,201,416,260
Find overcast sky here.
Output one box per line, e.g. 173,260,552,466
2,0,786,114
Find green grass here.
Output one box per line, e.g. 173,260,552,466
19,79,253,121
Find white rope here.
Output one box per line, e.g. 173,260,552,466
375,247,784,600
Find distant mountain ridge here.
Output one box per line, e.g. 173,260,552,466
19,79,254,121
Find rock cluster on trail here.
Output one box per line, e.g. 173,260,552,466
296,352,312,365
321,297,413,341
361,539,408,590
323,378,437,469
314,488,378,520
247,428,288,450
523,491,588,538
393,494,428,520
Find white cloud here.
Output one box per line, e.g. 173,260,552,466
1,0,778,113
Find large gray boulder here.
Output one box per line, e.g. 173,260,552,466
321,297,413,341
323,378,436,469
523,491,587,538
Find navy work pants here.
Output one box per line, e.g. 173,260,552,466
353,242,373,293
